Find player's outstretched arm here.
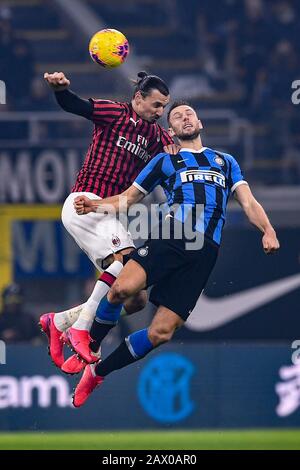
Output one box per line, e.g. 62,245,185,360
234,184,280,254
74,186,145,215
44,72,93,118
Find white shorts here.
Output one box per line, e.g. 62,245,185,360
61,192,135,270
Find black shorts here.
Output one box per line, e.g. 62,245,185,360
129,219,219,320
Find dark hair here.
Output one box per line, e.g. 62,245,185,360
132,71,169,98
167,100,194,124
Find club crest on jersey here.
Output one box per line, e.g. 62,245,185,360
138,246,148,257
180,169,226,188
214,156,225,166
112,235,121,248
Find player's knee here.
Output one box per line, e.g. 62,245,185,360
148,325,175,347
109,281,131,303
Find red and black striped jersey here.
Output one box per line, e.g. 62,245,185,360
72,99,174,198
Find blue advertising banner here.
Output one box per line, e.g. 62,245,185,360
0,343,299,430
13,220,93,279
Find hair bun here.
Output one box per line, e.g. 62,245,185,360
137,71,148,81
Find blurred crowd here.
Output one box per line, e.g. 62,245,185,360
0,6,54,111
167,0,300,179
0,0,299,181
1,0,299,113
170,0,299,116
0,284,40,344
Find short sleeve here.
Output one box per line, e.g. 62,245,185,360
228,155,248,193
133,153,166,195
89,99,124,125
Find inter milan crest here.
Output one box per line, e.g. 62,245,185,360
214,156,225,166
138,353,195,423
138,246,149,257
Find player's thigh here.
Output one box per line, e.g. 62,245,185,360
129,237,186,288
61,192,134,270
150,242,218,321
61,192,103,253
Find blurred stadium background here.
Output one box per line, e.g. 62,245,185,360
0,0,300,450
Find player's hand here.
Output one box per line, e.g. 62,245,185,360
74,195,94,215
262,230,280,254
44,72,70,91
164,144,181,155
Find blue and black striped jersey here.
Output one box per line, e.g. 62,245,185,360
133,147,248,245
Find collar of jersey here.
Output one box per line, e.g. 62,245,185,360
129,102,139,121
179,146,208,153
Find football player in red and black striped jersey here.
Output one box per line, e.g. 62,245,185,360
40,71,176,372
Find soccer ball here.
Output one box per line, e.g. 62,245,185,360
89,29,129,68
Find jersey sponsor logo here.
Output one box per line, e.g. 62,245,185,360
177,158,189,163
180,169,226,188
116,135,151,163
186,273,300,331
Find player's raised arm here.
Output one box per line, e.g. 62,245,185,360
234,184,280,254
74,185,145,215
44,72,93,119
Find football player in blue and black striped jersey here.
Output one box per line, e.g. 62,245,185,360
71,101,280,407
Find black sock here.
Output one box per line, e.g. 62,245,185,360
90,320,115,352
95,340,137,376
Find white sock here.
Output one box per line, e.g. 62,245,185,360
92,346,101,358
72,260,124,331
53,303,84,332
90,362,97,376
